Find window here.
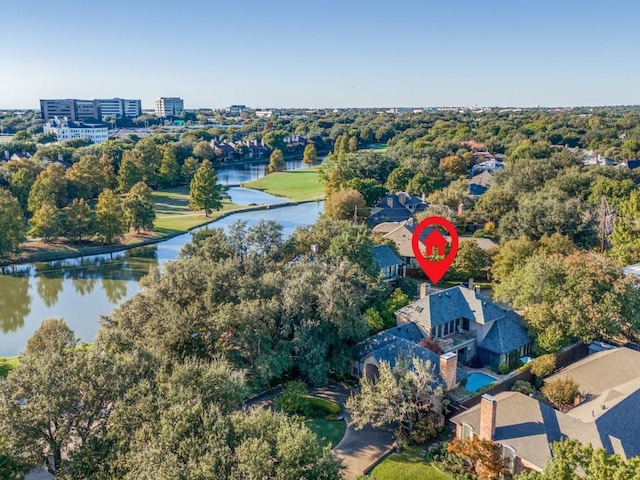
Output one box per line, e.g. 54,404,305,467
502,445,515,473
461,423,473,439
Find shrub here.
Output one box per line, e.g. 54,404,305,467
275,381,309,414
419,337,443,355
529,354,556,378
512,380,534,395
542,377,580,413
497,363,510,375
411,410,443,443
304,397,341,420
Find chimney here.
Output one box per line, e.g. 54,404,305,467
419,282,430,299
480,394,497,441
439,352,458,391
310,244,319,256
457,202,464,215
467,278,474,290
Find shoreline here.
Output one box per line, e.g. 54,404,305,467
0,197,324,269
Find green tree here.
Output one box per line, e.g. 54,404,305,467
347,357,444,440
63,198,93,241
541,377,580,413
27,164,68,213
303,143,318,166
448,436,508,480
29,203,61,242
189,159,223,217
159,144,180,187
263,130,287,152
324,188,369,221
9,167,36,210
66,154,106,199
342,178,386,206
267,148,285,174
610,190,640,264
385,166,413,192
448,241,490,281
328,225,378,278
95,189,126,243
123,181,156,233
193,140,214,161
180,156,200,184
117,151,142,193
0,189,26,258
529,354,556,378
348,136,358,153
491,236,539,283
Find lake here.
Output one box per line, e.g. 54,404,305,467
0,156,325,356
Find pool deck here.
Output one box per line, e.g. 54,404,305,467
448,367,509,403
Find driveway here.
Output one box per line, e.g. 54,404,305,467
311,382,395,479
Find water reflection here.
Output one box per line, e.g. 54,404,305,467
0,273,31,333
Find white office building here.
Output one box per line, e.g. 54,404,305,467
154,97,184,117
44,118,109,144
95,98,142,118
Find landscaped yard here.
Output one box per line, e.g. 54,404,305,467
369,446,453,480
152,186,243,234
242,167,324,201
305,418,346,449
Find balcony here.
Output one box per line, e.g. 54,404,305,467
436,331,476,353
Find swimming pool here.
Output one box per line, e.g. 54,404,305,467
465,372,497,392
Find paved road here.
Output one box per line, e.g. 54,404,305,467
310,382,395,479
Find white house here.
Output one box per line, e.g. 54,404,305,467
43,117,109,144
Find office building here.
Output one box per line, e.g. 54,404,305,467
43,118,109,144
154,97,184,117
95,98,142,118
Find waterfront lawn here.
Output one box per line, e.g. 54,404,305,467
0,356,20,378
153,186,242,234
369,446,453,480
305,418,346,449
243,167,323,201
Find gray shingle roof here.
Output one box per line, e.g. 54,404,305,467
354,323,425,360
396,286,508,329
477,317,530,355
372,245,403,269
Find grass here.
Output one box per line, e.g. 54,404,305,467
360,143,388,154
0,356,20,378
243,167,324,201
370,446,453,480
305,418,346,449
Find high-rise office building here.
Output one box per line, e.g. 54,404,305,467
154,97,184,117
40,98,142,122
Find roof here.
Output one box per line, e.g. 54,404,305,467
622,263,640,279
477,317,531,354
457,236,498,251
548,348,640,398
468,170,494,188
367,207,413,225
396,286,509,330
451,391,602,469
625,160,640,169
367,193,426,226
354,323,426,360
372,245,403,269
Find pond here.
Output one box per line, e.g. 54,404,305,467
0,201,324,356
216,157,323,185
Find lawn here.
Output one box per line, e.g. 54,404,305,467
152,186,243,234
242,167,324,201
0,356,20,378
369,446,453,480
305,418,346,449
360,143,388,154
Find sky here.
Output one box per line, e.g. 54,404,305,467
2,0,640,109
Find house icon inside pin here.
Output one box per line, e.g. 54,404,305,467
424,229,447,256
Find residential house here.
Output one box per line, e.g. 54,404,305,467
395,286,531,367
468,170,493,196
470,159,505,176
583,150,617,167
372,245,404,282
10,152,33,162
451,348,640,474
624,159,640,170
351,323,467,391
372,221,497,270
366,192,427,226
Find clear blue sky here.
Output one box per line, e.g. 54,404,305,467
3,0,640,109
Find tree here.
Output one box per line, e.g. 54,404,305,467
263,130,287,152
348,136,358,153
159,144,180,187
0,188,25,258
491,236,538,283
193,140,214,161
29,203,60,242
327,225,378,277
303,143,318,166
66,154,106,199
123,181,156,233
439,155,467,176
63,198,93,241
385,166,413,192
94,189,126,243
27,164,68,213
541,377,580,413
9,167,36,210
447,436,508,480
610,190,640,264
428,178,470,209
324,189,369,221
180,156,200,184
117,152,142,193
381,288,411,327
448,241,490,281
268,148,285,174
342,178,386,206
347,357,444,441
529,354,556,378
189,159,223,217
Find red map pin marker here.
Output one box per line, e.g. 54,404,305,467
411,216,459,284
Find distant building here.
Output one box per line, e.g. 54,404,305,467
154,97,184,118
95,98,142,118
43,118,109,144
255,110,274,118
227,105,248,115
40,98,142,122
